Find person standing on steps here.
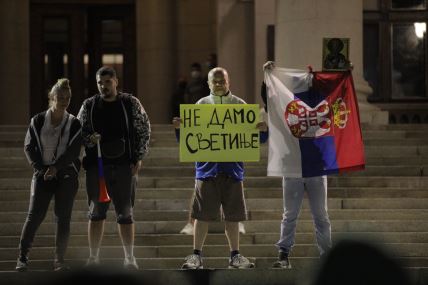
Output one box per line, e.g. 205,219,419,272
262,61,332,269
78,66,151,270
173,67,268,269
16,78,82,272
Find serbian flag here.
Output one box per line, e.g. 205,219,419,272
264,67,365,178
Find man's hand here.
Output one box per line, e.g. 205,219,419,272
44,166,57,181
130,160,142,176
256,122,268,132
90,132,101,144
172,117,182,129
263,61,275,71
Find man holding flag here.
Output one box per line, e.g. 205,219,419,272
262,61,365,269
78,66,151,269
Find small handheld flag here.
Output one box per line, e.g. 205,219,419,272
97,140,111,203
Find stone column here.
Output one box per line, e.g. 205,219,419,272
254,0,275,105
275,0,388,124
217,0,255,103
0,0,30,124
136,0,176,123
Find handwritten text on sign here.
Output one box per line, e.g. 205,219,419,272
179,104,260,162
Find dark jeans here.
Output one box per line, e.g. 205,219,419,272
18,169,78,261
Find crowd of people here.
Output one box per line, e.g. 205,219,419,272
14,54,405,282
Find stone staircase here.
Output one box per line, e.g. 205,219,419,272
0,124,428,274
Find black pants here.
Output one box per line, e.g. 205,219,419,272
18,169,78,261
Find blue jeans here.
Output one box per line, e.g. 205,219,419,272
276,176,332,256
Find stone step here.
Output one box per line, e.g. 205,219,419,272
1,128,426,140
1,232,427,248
0,256,427,272
1,220,428,236
2,209,427,223
2,187,428,201
360,123,428,131
2,243,428,261
2,156,428,168
3,137,428,148
2,123,428,131
2,145,428,158
1,176,428,189
0,165,427,178
1,197,427,212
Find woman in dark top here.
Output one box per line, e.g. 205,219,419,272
16,78,82,271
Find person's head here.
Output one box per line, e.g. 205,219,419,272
48,78,71,112
327,38,344,54
313,239,409,285
206,53,217,70
190,62,202,79
208,67,230,96
96,66,118,99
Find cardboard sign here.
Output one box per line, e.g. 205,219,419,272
179,104,260,162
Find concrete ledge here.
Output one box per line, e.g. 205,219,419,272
1,267,427,285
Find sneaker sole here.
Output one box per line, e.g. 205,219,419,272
272,263,292,269
16,267,28,272
228,264,255,269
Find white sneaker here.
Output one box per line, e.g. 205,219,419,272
124,256,139,270
85,256,100,267
181,254,203,269
180,222,194,235
239,222,246,234
229,254,255,269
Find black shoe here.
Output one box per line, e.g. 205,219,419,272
15,256,28,272
272,256,291,269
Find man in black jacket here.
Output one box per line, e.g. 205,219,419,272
78,67,151,270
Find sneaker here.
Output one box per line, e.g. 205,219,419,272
124,256,139,270
85,256,100,267
229,254,255,269
181,254,203,269
180,223,194,235
53,260,70,271
272,256,291,269
15,256,28,272
238,222,246,234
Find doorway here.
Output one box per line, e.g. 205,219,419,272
30,1,136,116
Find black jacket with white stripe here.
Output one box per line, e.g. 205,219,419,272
24,111,82,177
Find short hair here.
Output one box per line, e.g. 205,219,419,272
96,66,117,78
208,67,229,82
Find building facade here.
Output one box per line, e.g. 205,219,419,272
0,0,426,124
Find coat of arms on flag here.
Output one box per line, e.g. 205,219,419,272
264,67,365,178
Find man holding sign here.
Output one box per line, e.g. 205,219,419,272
173,67,268,269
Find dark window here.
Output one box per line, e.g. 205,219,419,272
267,25,275,61
363,23,380,98
364,0,428,102
391,0,425,9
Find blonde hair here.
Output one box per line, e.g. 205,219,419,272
48,78,71,107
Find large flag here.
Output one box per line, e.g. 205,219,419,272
264,67,365,178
